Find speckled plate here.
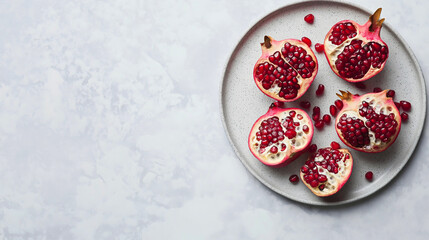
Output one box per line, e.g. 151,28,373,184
220,0,426,206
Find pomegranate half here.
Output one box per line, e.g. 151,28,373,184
335,90,401,152
253,36,318,102
324,8,388,82
248,106,314,167
300,147,353,197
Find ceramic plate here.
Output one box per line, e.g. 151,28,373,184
220,0,426,205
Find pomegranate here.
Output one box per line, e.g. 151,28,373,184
323,8,388,82
335,90,401,152
253,36,318,102
248,106,314,167
300,147,353,197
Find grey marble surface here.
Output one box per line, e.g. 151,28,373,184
0,0,428,239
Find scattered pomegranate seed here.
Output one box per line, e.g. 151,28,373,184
323,114,331,124
315,120,324,129
330,141,341,150
386,90,395,98
394,102,401,110
355,82,366,89
289,174,299,183
315,84,324,96
308,143,317,152
313,106,320,115
302,37,312,47
401,112,409,121
312,114,319,121
314,43,324,53
400,101,411,111
304,14,314,24
334,99,343,110
300,101,311,109
365,171,373,181
329,105,337,116
373,87,382,93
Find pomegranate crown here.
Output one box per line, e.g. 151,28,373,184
336,90,354,101
261,35,273,48
369,8,385,32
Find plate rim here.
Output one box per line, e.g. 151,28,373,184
219,0,427,206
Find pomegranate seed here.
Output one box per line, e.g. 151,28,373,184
301,37,312,47
310,180,319,187
315,120,324,129
318,184,325,191
386,90,395,98
315,84,324,96
401,112,409,121
313,106,320,115
270,101,284,108
394,102,401,110
304,14,314,24
300,101,311,109
323,114,331,124
373,87,382,93
312,114,319,121
314,43,324,53
308,144,317,152
330,141,341,150
400,101,411,111
289,174,299,183
355,82,366,89
329,105,337,116
365,171,373,181
334,99,343,110
270,146,278,153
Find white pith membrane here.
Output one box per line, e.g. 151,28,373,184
249,109,312,165
324,21,387,82
254,37,317,101
336,91,401,152
300,148,353,197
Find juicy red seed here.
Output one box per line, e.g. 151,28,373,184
303,125,309,133
270,146,278,153
300,101,311,109
313,106,320,115
329,105,337,116
314,43,324,53
334,100,343,110
365,171,373,181
315,84,324,96
302,37,312,47
373,87,382,93
289,174,299,183
323,114,331,124
357,103,398,143
312,114,319,121
330,141,341,150
394,102,401,110
315,120,324,129
285,129,297,139
329,22,357,45
355,82,366,89
386,90,395,98
270,101,284,108
318,184,325,190
400,101,411,111
401,112,409,121
304,14,314,24
310,180,319,187
308,144,317,152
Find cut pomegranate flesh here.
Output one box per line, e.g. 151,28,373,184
324,8,389,82
254,36,318,101
300,147,353,197
335,90,401,152
249,106,314,167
